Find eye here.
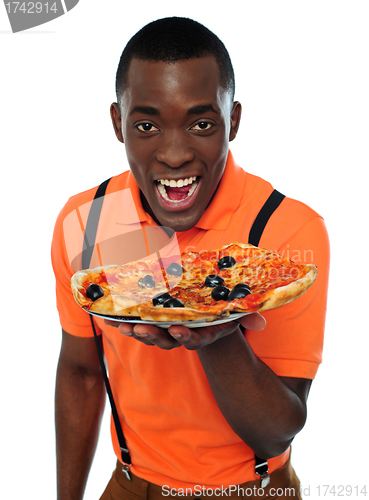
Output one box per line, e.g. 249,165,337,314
136,123,160,133
191,121,213,131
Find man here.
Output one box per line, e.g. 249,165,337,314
52,17,329,500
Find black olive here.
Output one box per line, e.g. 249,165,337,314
86,284,104,301
218,256,236,270
211,285,230,301
138,275,155,288
205,274,225,287
166,263,184,276
152,292,172,306
163,298,185,308
233,283,251,292
228,287,251,301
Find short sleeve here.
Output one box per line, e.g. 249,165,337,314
51,203,96,337
246,216,330,379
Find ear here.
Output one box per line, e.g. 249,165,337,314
110,103,124,143
229,101,242,142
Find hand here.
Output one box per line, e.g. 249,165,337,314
104,313,266,350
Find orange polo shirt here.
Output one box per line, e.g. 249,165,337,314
51,151,330,489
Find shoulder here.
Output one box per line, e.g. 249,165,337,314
51,172,131,264
234,166,326,250
278,195,322,230
56,171,130,222
237,167,320,224
261,194,327,251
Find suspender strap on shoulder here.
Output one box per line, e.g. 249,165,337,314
82,178,132,480
82,177,112,270
248,189,285,247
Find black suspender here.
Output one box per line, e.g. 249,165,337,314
88,315,132,480
81,177,132,481
82,180,285,487
248,189,285,487
248,190,285,246
82,177,112,271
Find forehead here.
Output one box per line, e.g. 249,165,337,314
121,57,229,110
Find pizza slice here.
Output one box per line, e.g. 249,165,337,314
70,242,318,323
71,259,169,317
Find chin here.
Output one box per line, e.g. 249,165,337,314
171,222,197,232
161,220,196,233
156,213,200,233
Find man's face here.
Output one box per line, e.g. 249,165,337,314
111,56,241,232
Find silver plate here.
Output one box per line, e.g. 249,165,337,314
87,310,250,329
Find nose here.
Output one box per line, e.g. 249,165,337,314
155,131,194,168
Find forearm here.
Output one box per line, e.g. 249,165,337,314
55,360,106,500
197,328,308,458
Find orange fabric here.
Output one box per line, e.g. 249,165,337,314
51,151,330,489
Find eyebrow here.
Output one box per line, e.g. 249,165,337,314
129,106,159,116
187,104,218,115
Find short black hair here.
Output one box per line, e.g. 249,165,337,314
115,17,235,103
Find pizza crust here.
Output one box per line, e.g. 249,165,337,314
229,264,318,313
89,295,142,316
137,306,229,323
258,264,318,311
71,269,94,309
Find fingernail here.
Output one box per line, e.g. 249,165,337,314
170,332,183,340
135,332,148,338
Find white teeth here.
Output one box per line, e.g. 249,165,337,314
157,177,199,202
187,181,197,196
157,176,197,187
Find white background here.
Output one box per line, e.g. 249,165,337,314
1,1,368,498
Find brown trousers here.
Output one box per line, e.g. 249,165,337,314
100,455,302,500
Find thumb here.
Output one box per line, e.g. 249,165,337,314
239,312,266,331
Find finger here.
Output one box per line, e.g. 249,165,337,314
239,312,266,331
133,324,165,337
117,323,156,344
129,334,156,346
104,319,121,328
106,320,181,349
168,326,202,349
118,323,135,336
133,324,181,350
168,321,240,350
117,323,161,347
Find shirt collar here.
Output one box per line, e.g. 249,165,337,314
195,150,246,230
114,171,151,225
115,150,245,230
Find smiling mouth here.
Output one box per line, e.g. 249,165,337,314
156,176,199,203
